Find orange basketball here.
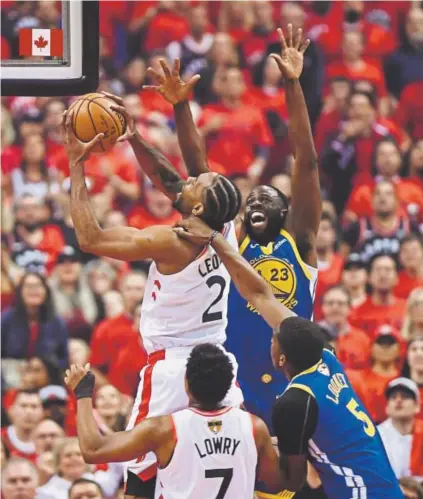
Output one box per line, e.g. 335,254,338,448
70,93,126,153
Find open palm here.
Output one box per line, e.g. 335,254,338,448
143,58,200,105
271,25,310,80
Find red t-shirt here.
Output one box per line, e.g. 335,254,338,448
1,426,37,463
315,109,342,156
346,367,400,423
89,314,138,372
243,87,288,121
128,206,181,231
313,253,344,322
143,11,189,52
199,102,273,175
395,82,423,141
337,325,372,370
348,296,407,338
394,270,423,300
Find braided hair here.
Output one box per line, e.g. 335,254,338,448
201,175,242,231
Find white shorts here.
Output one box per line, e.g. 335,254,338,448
124,344,243,484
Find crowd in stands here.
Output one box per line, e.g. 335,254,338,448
1,1,423,497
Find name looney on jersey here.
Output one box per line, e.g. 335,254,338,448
198,255,222,278
246,256,298,313
195,437,241,459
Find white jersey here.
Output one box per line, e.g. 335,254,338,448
141,222,238,353
157,407,257,499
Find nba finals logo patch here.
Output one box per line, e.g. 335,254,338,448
208,420,222,435
318,363,330,376
248,258,298,313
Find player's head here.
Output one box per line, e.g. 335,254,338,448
174,173,241,231
271,317,324,379
185,343,234,410
244,185,289,243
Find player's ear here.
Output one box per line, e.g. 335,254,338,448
278,353,286,368
192,203,204,217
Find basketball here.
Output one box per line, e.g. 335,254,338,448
69,93,126,152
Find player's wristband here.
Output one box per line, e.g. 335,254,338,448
208,230,219,245
74,371,95,400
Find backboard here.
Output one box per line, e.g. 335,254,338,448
1,1,99,96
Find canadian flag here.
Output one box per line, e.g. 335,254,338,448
19,28,63,57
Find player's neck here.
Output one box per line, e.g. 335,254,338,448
13,425,33,443
372,361,397,376
371,290,394,306
190,402,224,413
391,417,414,436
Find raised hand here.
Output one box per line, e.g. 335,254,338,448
61,111,104,164
270,25,310,80
143,58,200,105
173,217,215,246
64,363,91,391
101,91,137,142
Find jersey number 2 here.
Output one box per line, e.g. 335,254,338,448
202,276,226,323
205,468,233,499
346,398,376,437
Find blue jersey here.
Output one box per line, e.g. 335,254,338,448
225,229,318,429
285,349,403,499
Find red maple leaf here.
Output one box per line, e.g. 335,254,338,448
34,36,48,49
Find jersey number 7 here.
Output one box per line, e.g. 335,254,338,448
205,468,233,499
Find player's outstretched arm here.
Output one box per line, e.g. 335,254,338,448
271,26,321,267
101,92,185,201
63,111,183,261
144,59,210,177
174,218,295,329
65,365,172,464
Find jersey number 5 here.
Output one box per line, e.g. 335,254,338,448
205,468,233,499
346,398,376,437
202,276,226,323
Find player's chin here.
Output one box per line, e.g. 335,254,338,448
247,219,269,236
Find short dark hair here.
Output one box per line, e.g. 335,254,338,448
276,317,324,373
69,478,104,498
400,233,423,249
14,389,41,403
202,175,242,231
186,344,234,409
349,90,377,110
368,252,398,273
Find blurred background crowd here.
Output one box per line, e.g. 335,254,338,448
1,1,423,498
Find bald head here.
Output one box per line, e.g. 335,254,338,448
2,458,39,499
33,419,65,454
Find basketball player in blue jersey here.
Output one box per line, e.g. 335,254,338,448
174,216,404,499
141,25,321,430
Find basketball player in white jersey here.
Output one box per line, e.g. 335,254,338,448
65,344,282,499
63,109,244,499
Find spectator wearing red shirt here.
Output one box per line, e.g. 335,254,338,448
342,181,414,262
198,67,273,180
108,303,148,397
402,288,423,341
409,139,423,191
395,235,423,300
90,271,147,388
1,390,43,463
314,214,344,321
325,30,388,109
395,82,423,142
217,0,253,44
349,254,407,337
406,337,423,418
347,324,402,424
341,253,368,309
43,99,67,166
129,182,181,230
345,138,423,223
319,285,371,369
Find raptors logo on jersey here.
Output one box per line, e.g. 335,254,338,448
157,407,257,499
140,222,238,354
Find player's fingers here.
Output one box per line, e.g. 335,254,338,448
173,227,193,240
110,104,127,117
142,85,160,91
173,58,181,76
101,91,123,105
269,54,284,71
299,39,310,54
159,59,172,78
147,67,165,85
187,74,201,91
86,133,104,150
294,27,302,49
276,28,288,51
287,23,293,47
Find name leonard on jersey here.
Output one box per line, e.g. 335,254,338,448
247,255,299,313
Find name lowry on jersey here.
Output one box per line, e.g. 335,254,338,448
195,437,241,459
